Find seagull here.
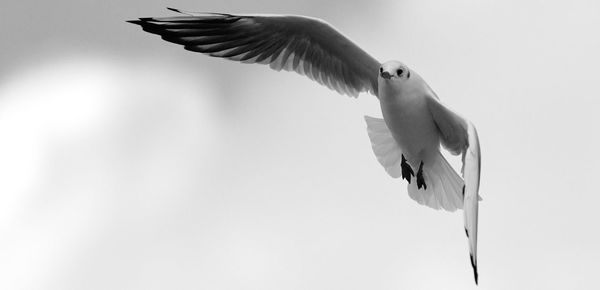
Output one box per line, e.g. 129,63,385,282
129,8,482,285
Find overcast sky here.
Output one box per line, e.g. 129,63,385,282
1,0,599,289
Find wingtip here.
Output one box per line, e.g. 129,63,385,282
166,7,234,17
127,19,142,25
470,254,479,285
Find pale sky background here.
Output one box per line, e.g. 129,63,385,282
1,0,599,289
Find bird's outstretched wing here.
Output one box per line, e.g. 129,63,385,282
461,120,480,285
426,96,481,285
128,8,381,97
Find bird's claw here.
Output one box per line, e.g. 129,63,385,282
417,161,427,190
401,155,415,183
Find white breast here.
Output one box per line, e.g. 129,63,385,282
377,74,440,163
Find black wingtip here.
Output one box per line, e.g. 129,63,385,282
167,8,235,18
470,254,479,285
126,19,143,25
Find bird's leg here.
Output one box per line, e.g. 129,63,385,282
416,161,427,190
401,155,415,184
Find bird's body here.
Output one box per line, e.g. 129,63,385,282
379,67,439,167
371,61,469,213
129,9,482,285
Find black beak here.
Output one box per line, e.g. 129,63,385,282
381,71,392,79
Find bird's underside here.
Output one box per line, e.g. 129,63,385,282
129,8,481,285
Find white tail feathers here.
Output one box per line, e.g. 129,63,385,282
364,116,403,178
407,153,464,212
365,115,464,212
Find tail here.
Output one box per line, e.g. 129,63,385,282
407,152,464,212
364,115,464,212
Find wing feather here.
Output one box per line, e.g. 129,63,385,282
426,96,482,284
129,9,380,97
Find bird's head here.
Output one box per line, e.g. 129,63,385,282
379,61,411,81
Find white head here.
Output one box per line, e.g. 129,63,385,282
379,60,411,81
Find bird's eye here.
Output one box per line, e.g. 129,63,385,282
379,67,383,74
397,69,404,76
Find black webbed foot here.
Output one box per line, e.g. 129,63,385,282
416,161,427,190
401,155,414,184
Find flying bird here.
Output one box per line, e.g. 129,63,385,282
128,8,482,285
